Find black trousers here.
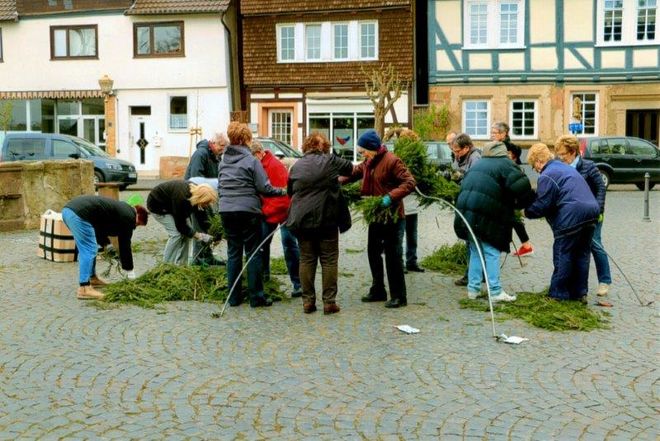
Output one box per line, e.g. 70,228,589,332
367,220,407,301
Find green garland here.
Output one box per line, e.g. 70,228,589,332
99,263,286,309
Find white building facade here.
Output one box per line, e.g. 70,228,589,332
0,0,233,177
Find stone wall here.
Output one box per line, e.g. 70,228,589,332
0,160,94,231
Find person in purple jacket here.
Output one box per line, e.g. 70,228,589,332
524,142,600,302
555,135,612,298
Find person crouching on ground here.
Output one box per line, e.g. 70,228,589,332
62,195,148,300
454,142,535,302
250,140,302,299
342,130,416,308
147,181,218,265
286,132,354,314
555,135,611,298
219,121,287,308
524,143,600,302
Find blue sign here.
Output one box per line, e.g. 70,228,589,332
568,122,584,134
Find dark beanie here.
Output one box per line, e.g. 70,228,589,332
357,130,382,151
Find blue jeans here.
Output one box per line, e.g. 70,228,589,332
591,221,611,284
468,240,502,295
222,212,265,304
262,221,301,291
62,208,97,285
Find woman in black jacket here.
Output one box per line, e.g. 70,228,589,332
147,180,217,265
286,133,354,314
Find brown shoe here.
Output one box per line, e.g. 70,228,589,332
77,285,104,300
323,303,340,315
303,303,317,314
89,275,108,286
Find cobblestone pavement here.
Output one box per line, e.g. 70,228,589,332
0,190,658,440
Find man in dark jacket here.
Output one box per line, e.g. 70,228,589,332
184,134,227,180
454,142,535,302
344,130,416,308
62,195,148,300
525,143,600,302
184,133,228,266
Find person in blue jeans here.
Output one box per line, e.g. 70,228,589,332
252,137,301,297
62,195,148,300
454,142,535,302
218,122,286,308
555,135,611,297
525,142,600,302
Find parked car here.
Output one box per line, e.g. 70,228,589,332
578,136,659,190
0,132,137,190
254,137,302,159
384,140,453,170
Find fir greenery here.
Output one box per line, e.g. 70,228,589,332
420,242,468,275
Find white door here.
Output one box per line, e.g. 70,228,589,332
129,114,156,171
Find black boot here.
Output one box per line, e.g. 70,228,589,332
361,286,387,302
385,298,407,308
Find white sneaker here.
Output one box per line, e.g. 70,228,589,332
596,283,609,296
491,291,517,302
467,291,479,300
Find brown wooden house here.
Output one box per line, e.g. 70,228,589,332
240,0,413,152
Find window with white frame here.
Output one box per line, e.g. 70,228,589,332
169,96,187,130
305,24,321,60
464,0,525,49
360,22,377,59
597,0,658,45
276,20,378,63
279,25,295,61
333,23,348,59
462,100,491,139
269,110,293,146
571,93,598,135
509,100,538,139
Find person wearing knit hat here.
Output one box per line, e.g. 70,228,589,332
341,129,416,308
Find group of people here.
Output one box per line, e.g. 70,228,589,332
61,119,611,310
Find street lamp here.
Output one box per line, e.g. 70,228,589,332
98,74,114,96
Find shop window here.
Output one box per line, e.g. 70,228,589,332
571,93,598,135
50,25,97,59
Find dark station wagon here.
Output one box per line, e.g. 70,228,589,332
578,136,660,190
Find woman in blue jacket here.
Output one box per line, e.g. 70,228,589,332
524,143,600,302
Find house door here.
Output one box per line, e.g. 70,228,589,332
626,110,659,146
129,107,155,171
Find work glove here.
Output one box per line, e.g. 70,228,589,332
598,213,604,223
195,232,213,243
380,195,392,208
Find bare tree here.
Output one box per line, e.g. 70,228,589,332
363,63,409,138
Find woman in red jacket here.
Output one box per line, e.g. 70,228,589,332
250,141,302,298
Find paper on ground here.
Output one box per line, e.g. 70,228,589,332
499,334,528,344
396,325,420,334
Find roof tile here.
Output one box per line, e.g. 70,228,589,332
0,0,17,21
126,0,229,15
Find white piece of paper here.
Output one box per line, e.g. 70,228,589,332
396,325,420,334
499,334,528,344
